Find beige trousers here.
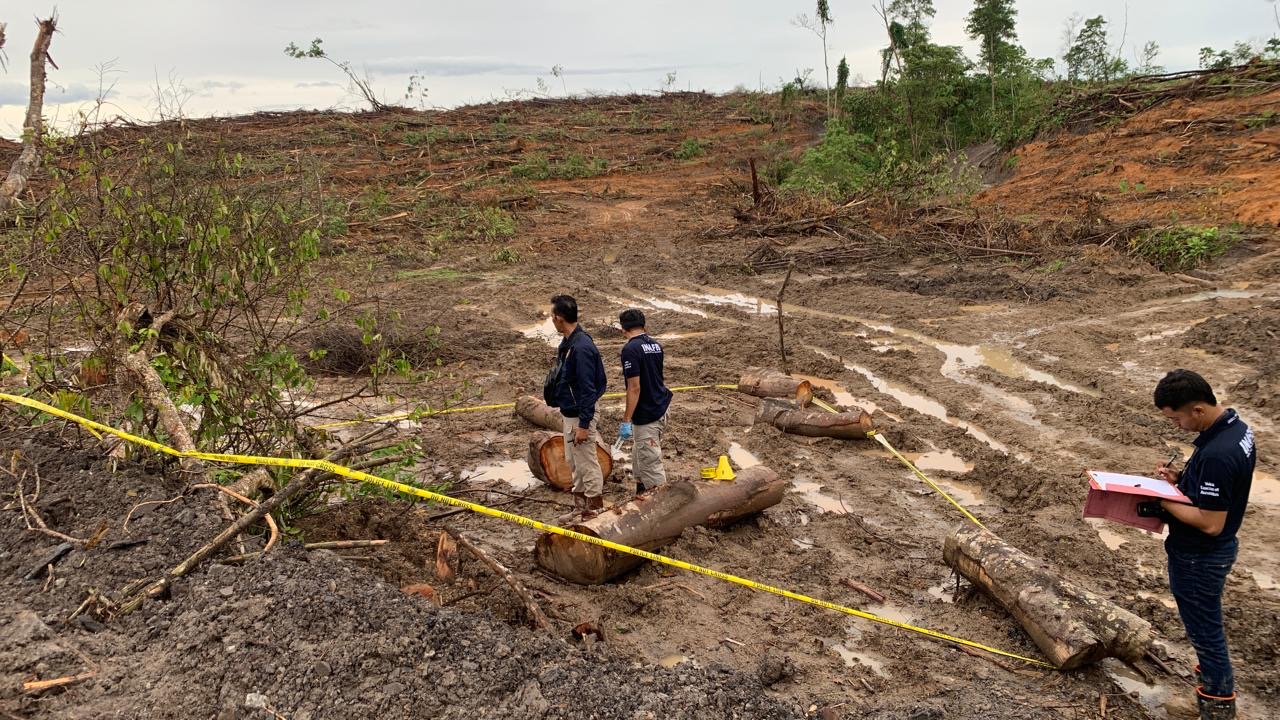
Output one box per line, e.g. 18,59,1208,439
633,413,668,490
561,414,604,497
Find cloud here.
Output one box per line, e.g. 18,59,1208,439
200,79,247,92
0,81,100,106
295,80,345,89
361,55,684,78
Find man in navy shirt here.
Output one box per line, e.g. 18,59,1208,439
618,309,672,495
1142,369,1254,719
548,295,608,515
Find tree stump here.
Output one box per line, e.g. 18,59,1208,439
534,466,786,584
527,430,613,491
942,525,1153,669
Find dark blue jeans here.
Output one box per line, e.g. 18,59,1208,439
1166,537,1238,697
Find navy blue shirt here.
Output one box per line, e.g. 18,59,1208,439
1167,408,1256,553
620,333,672,426
551,326,606,428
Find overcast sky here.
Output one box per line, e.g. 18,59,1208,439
1,1,1277,137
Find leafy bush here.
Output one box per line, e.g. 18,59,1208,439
782,122,883,198
1131,226,1237,271
674,138,706,160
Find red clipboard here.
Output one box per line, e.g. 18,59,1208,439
1082,470,1192,532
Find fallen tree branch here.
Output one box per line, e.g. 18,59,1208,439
192,483,280,556
444,526,550,630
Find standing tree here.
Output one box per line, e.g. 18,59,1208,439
1134,41,1163,75
966,0,1018,119
1064,16,1128,83
0,16,57,213
794,1,836,116
835,56,850,116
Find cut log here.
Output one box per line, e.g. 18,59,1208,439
435,531,458,584
738,369,812,406
534,466,785,584
755,397,874,439
526,430,613,491
515,395,563,431
942,525,1152,669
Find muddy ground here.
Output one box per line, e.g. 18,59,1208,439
3,87,1279,719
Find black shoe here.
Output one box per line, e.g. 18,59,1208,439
1196,688,1236,720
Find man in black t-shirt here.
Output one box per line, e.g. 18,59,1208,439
1141,370,1254,720
617,309,672,494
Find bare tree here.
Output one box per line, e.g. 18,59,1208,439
793,1,834,116
0,15,57,213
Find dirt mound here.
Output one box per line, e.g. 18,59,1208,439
979,87,1280,228
0,435,800,719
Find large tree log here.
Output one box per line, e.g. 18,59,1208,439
738,369,812,406
526,430,613,491
755,398,874,439
943,525,1152,669
0,17,56,213
534,466,785,584
515,394,563,431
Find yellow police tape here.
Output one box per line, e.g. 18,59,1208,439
0,390,1052,669
811,397,986,529
313,383,739,430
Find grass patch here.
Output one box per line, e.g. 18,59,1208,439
394,267,471,281
511,153,608,180
674,138,706,160
1131,226,1237,271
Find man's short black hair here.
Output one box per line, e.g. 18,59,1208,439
619,308,646,331
551,295,578,323
1154,369,1217,410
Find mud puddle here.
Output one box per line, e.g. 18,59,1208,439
727,441,761,470
1252,470,1278,506
519,316,559,347
667,285,1097,397
808,346,1009,454
1087,519,1130,551
461,458,539,491
790,479,849,514
860,448,974,474
792,373,897,420
1106,660,1172,719
827,641,891,677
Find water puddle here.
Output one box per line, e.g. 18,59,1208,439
620,293,711,318
790,479,848,514
654,331,708,341
792,373,896,419
829,642,891,677
927,581,956,603
1088,519,1129,551
1106,660,1171,718
519,316,559,347
669,285,1096,397
462,459,539,491
657,654,690,668
861,449,974,474
809,347,1009,453
928,476,989,507
727,442,761,470
1180,288,1257,303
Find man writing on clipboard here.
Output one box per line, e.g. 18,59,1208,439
1138,369,1255,719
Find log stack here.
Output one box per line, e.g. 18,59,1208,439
943,525,1152,669
535,466,786,584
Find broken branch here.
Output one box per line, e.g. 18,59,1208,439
444,526,550,630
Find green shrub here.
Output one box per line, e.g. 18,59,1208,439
511,153,608,180
1131,226,1237,271
782,122,883,198
674,138,706,160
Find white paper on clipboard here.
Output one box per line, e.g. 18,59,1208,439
1086,470,1190,502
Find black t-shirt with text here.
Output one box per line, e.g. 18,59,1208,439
620,334,672,426
1167,408,1256,553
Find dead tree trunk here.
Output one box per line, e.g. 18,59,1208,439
0,17,57,213
755,398,874,440
526,430,613,491
515,394,563,431
738,369,813,407
534,466,785,584
943,525,1152,669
